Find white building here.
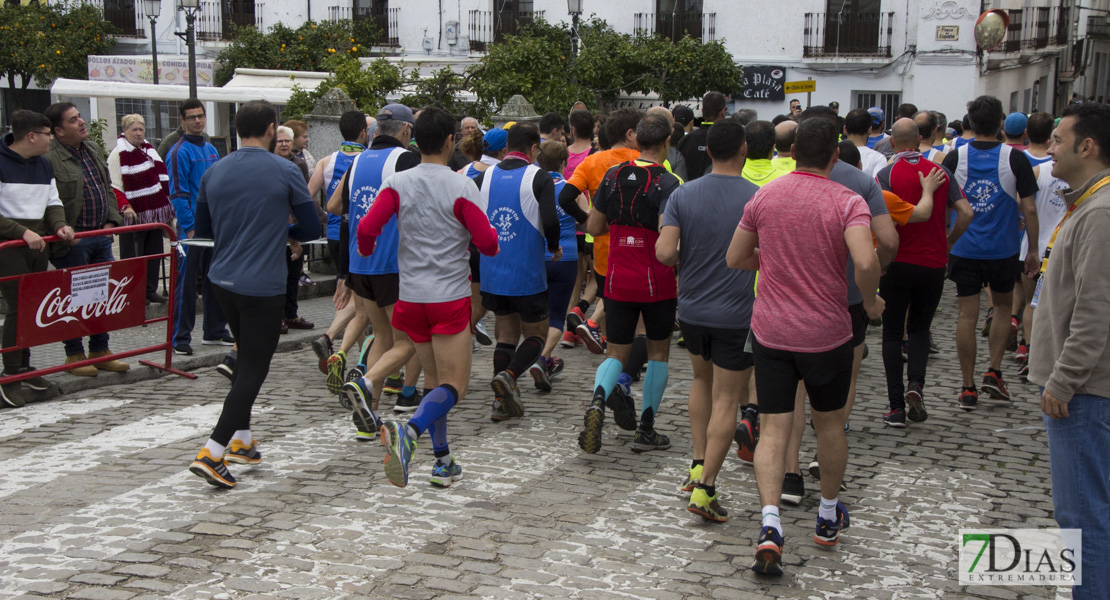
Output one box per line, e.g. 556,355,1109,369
42,0,1099,129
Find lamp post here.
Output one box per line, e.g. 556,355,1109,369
143,0,163,142
567,0,582,84
176,0,200,101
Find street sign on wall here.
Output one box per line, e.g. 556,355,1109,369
738,66,786,101
784,80,817,94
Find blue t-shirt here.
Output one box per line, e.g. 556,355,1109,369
325,150,359,240
944,142,1038,260
479,164,547,296
546,172,577,262
347,146,406,275
662,174,758,329
198,147,315,297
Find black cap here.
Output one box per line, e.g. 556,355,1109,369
672,105,695,126
829,101,840,109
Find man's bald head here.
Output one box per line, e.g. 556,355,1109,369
891,117,921,151
647,106,675,126
913,111,936,139
774,120,798,153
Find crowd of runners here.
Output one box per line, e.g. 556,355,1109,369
2,91,1107,595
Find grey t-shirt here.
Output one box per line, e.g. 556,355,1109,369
661,173,759,328
199,147,314,297
830,160,889,305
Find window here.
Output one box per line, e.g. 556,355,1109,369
854,91,900,129
824,0,881,53
656,0,704,43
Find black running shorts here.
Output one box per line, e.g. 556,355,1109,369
481,291,549,323
679,321,753,371
605,298,677,345
347,272,399,307
752,337,853,415
947,254,1019,297
849,302,868,347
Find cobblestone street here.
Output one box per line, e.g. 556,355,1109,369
0,283,1069,599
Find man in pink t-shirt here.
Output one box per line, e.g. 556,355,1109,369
727,117,884,576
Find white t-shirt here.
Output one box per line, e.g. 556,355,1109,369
1021,162,1069,261
857,145,889,178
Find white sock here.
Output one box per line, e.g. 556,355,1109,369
232,430,252,445
819,496,839,522
435,453,453,467
761,505,782,536
203,439,226,458
406,424,419,440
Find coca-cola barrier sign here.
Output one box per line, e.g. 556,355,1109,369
16,259,147,349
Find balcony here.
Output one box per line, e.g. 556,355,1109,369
194,1,263,42
1051,5,1070,46
468,9,545,53
1088,15,1110,40
633,13,716,43
803,12,893,58
1000,9,1023,52
65,0,147,38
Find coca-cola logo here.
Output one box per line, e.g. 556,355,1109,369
35,276,134,328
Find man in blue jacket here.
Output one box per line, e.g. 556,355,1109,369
167,98,230,355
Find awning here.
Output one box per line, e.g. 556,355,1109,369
51,68,331,105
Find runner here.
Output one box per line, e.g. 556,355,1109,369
188,100,320,489
458,128,508,347
356,107,499,488
472,123,562,421
307,110,368,375
531,141,587,391
656,120,758,521
578,112,681,454
727,116,883,575
329,104,424,438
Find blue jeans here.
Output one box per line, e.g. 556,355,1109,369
49,236,114,356
173,243,228,346
1042,389,1110,600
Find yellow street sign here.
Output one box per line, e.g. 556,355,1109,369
784,80,817,94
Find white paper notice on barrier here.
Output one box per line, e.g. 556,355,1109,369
70,267,110,309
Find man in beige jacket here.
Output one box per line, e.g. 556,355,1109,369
1028,102,1110,600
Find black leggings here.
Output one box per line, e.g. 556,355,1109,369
209,285,284,445
119,229,164,295
285,247,304,320
880,262,946,409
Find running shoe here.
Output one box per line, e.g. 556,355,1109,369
473,321,493,346
560,330,577,348
326,351,346,395
576,319,605,355
616,372,632,398
547,356,565,378
528,359,552,392
353,408,381,441
1015,341,1029,362
981,307,993,337
782,472,805,506
882,408,907,428
631,429,671,453
606,380,638,432
735,405,759,455
490,399,511,422
958,387,979,411
225,439,262,465
490,370,524,417
680,464,703,493
380,421,417,488
7,366,49,392
675,335,685,348
751,526,784,576
339,376,371,414
189,448,236,489
429,460,464,488
814,501,851,547
900,341,909,362
566,306,586,332
312,334,333,375
905,382,927,422
928,331,941,354
394,389,422,413
1018,359,1029,383
981,369,1011,401
383,372,404,396
736,444,755,465
345,367,364,384
216,354,235,381
687,487,728,522
0,383,24,408
578,388,606,454
174,344,193,356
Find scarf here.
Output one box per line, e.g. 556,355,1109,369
115,135,174,225
891,149,922,164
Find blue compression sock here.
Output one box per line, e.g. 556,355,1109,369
642,360,668,422
402,385,416,398
593,357,624,401
427,414,449,454
407,384,457,437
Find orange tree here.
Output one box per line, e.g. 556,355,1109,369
214,19,381,86
0,2,115,109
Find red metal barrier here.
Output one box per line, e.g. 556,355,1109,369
0,223,196,383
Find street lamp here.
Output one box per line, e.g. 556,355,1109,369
176,0,200,101
567,0,582,84
143,0,163,142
